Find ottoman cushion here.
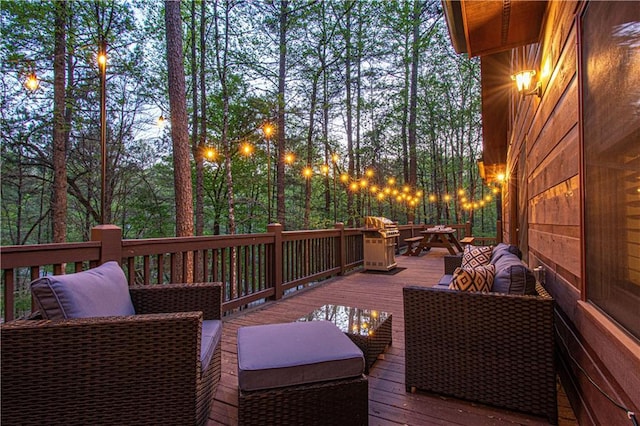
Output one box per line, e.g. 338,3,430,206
237,321,364,391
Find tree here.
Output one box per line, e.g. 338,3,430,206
52,0,67,243
165,0,194,240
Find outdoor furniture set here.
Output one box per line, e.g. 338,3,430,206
2,244,556,425
403,243,558,424
0,262,375,425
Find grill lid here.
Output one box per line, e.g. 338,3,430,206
365,216,396,230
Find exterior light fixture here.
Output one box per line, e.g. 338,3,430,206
302,166,313,178
320,163,329,174
511,69,541,98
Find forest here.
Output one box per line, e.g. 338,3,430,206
1,0,497,245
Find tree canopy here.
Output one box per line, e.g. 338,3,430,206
1,0,497,245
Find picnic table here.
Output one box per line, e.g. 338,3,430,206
404,227,464,256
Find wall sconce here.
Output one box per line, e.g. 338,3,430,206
511,69,541,98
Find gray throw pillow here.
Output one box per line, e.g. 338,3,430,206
31,261,135,319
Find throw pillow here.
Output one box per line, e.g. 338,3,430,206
31,261,135,320
461,245,492,269
448,264,496,292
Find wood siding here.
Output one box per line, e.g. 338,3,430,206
503,1,640,425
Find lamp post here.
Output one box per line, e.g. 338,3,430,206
331,153,339,222
263,123,274,223
98,38,107,224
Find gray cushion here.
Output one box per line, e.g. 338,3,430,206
31,261,135,320
492,253,536,295
490,243,523,264
438,274,453,286
200,320,222,373
237,321,364,391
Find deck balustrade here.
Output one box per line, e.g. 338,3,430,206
1,221,493,322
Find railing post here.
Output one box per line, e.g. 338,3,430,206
335,222,346,276
496,220,503,243
465,221,472,237
267,223,283,300
91,225,123,265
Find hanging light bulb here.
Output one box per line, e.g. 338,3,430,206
204,146,217,161
24,71,40,92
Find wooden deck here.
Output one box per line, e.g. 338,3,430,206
208,249,577,426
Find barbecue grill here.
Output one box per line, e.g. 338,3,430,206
363,216,398,271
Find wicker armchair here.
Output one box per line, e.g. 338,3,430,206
1,282,222,426
403,283,557,424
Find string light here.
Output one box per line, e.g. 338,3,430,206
284,153,295,164
24,71,40,91
204,146,217,161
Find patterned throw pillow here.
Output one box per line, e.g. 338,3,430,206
461,245,492,269
448,264,496,292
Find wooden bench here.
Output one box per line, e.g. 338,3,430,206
403,236,424,256
459,237,475,246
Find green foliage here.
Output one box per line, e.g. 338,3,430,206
1,0,493,242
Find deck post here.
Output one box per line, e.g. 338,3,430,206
91,225,123,265
465,221,472,237
267,223,283,300
334,222,346,275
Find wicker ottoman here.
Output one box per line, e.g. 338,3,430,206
237,321,368,426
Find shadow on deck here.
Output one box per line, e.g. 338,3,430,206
209,249,577,426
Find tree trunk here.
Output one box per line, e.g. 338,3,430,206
200,0,208,226
191,0,204,237
407,0,421,223
344,3,355,226
304,73,320,229
165,0,195,243
52,0,67,243
276,0,288,227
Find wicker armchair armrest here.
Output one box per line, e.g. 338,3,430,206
443,254,462,275
403,285,557,423
1,312,206,425
130,282,222,320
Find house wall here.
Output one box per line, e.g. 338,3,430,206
503,1,640,425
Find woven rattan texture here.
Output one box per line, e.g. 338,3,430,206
348,314,392,373
403,285,557,424
238,374,368,426
1,282,222,426
444,254,463,275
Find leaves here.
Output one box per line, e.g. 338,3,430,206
1,0,494,244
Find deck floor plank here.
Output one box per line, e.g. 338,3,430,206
208,250,576,425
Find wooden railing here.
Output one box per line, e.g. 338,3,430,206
1,221,494,322
1,223,369,321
